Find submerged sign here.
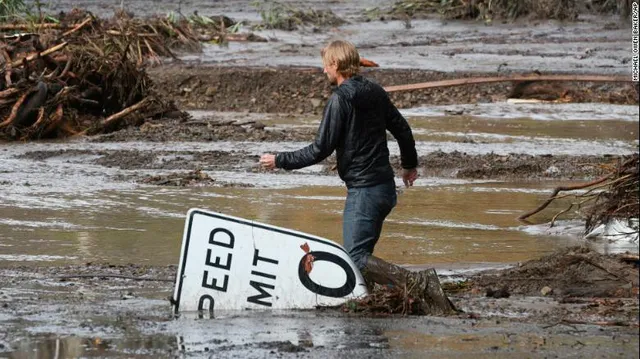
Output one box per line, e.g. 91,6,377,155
172,209,368,312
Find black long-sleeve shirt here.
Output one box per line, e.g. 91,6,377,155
275,76,418,188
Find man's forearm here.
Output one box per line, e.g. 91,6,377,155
275,144,323,170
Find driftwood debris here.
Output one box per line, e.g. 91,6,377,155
519,154,639,235
0,14,193,141
0,9,274,141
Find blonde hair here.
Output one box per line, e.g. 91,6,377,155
321,40,360,77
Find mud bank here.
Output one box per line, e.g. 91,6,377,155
149,66,638,114
13,145,632,182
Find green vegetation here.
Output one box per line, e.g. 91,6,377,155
0,0,58,25
251,0,345,31
0,0,27,22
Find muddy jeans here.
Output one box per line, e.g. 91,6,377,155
343,180,397,269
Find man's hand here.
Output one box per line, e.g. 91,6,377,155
259,154,277,170
402,168,418,187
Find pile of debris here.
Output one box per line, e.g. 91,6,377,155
379,0,630,21
140,169,216,187
0,31,177,140
469,246,639,298
584,154,639,236
252,1,346,30
0,9,270,141
342,283,428,315
519,153,639,241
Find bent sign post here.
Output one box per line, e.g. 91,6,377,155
172,209,368,312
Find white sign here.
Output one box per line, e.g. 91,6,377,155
172,209,368,312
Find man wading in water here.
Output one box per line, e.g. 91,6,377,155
260,40,455,314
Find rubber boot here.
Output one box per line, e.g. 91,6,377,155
362,256,457,315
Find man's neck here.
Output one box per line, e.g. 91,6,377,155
336,74,350,86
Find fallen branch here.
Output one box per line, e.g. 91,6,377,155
10,41,68,68
1,48,12,86
100,98,150,128
184,119,255,127
518,176,611,221
0,88,21,99
383,75,633,92
0,23,66,31
0,89,34,128
106,30,160,37
40,104,65,138
61,16,94,38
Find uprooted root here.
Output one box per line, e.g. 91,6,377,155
342,283,429,315
519,153,639,236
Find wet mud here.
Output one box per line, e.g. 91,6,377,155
14,145,631,183
149,66,639,115
1,247,638,357
464,247,639,300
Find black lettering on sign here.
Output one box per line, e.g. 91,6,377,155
252,248,279,266
198,294,215,312
246,248,279,307
201,227,235,293
205,250,232,270
251,270,276,280
247,281,275,307
298,251,356,298
209,228,235,248
202,270,229,292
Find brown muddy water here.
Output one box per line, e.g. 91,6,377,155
1,105,639,358
2,1,640,356
1,106,638,267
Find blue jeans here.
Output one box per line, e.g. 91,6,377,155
343,180,397,270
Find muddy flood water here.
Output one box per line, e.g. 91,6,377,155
1,107,638,267
2,0,640,357
2,105,638,358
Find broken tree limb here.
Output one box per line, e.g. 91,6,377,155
106,30,160,37
383,74,633,92
1,48,13,86
0,23,67,31
61,16,94,38
100,97,150,128
57,55,73,79
0,88,21,99
40,104,65,138
0,89,34,129
518,176,611,221
10,41,68,68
